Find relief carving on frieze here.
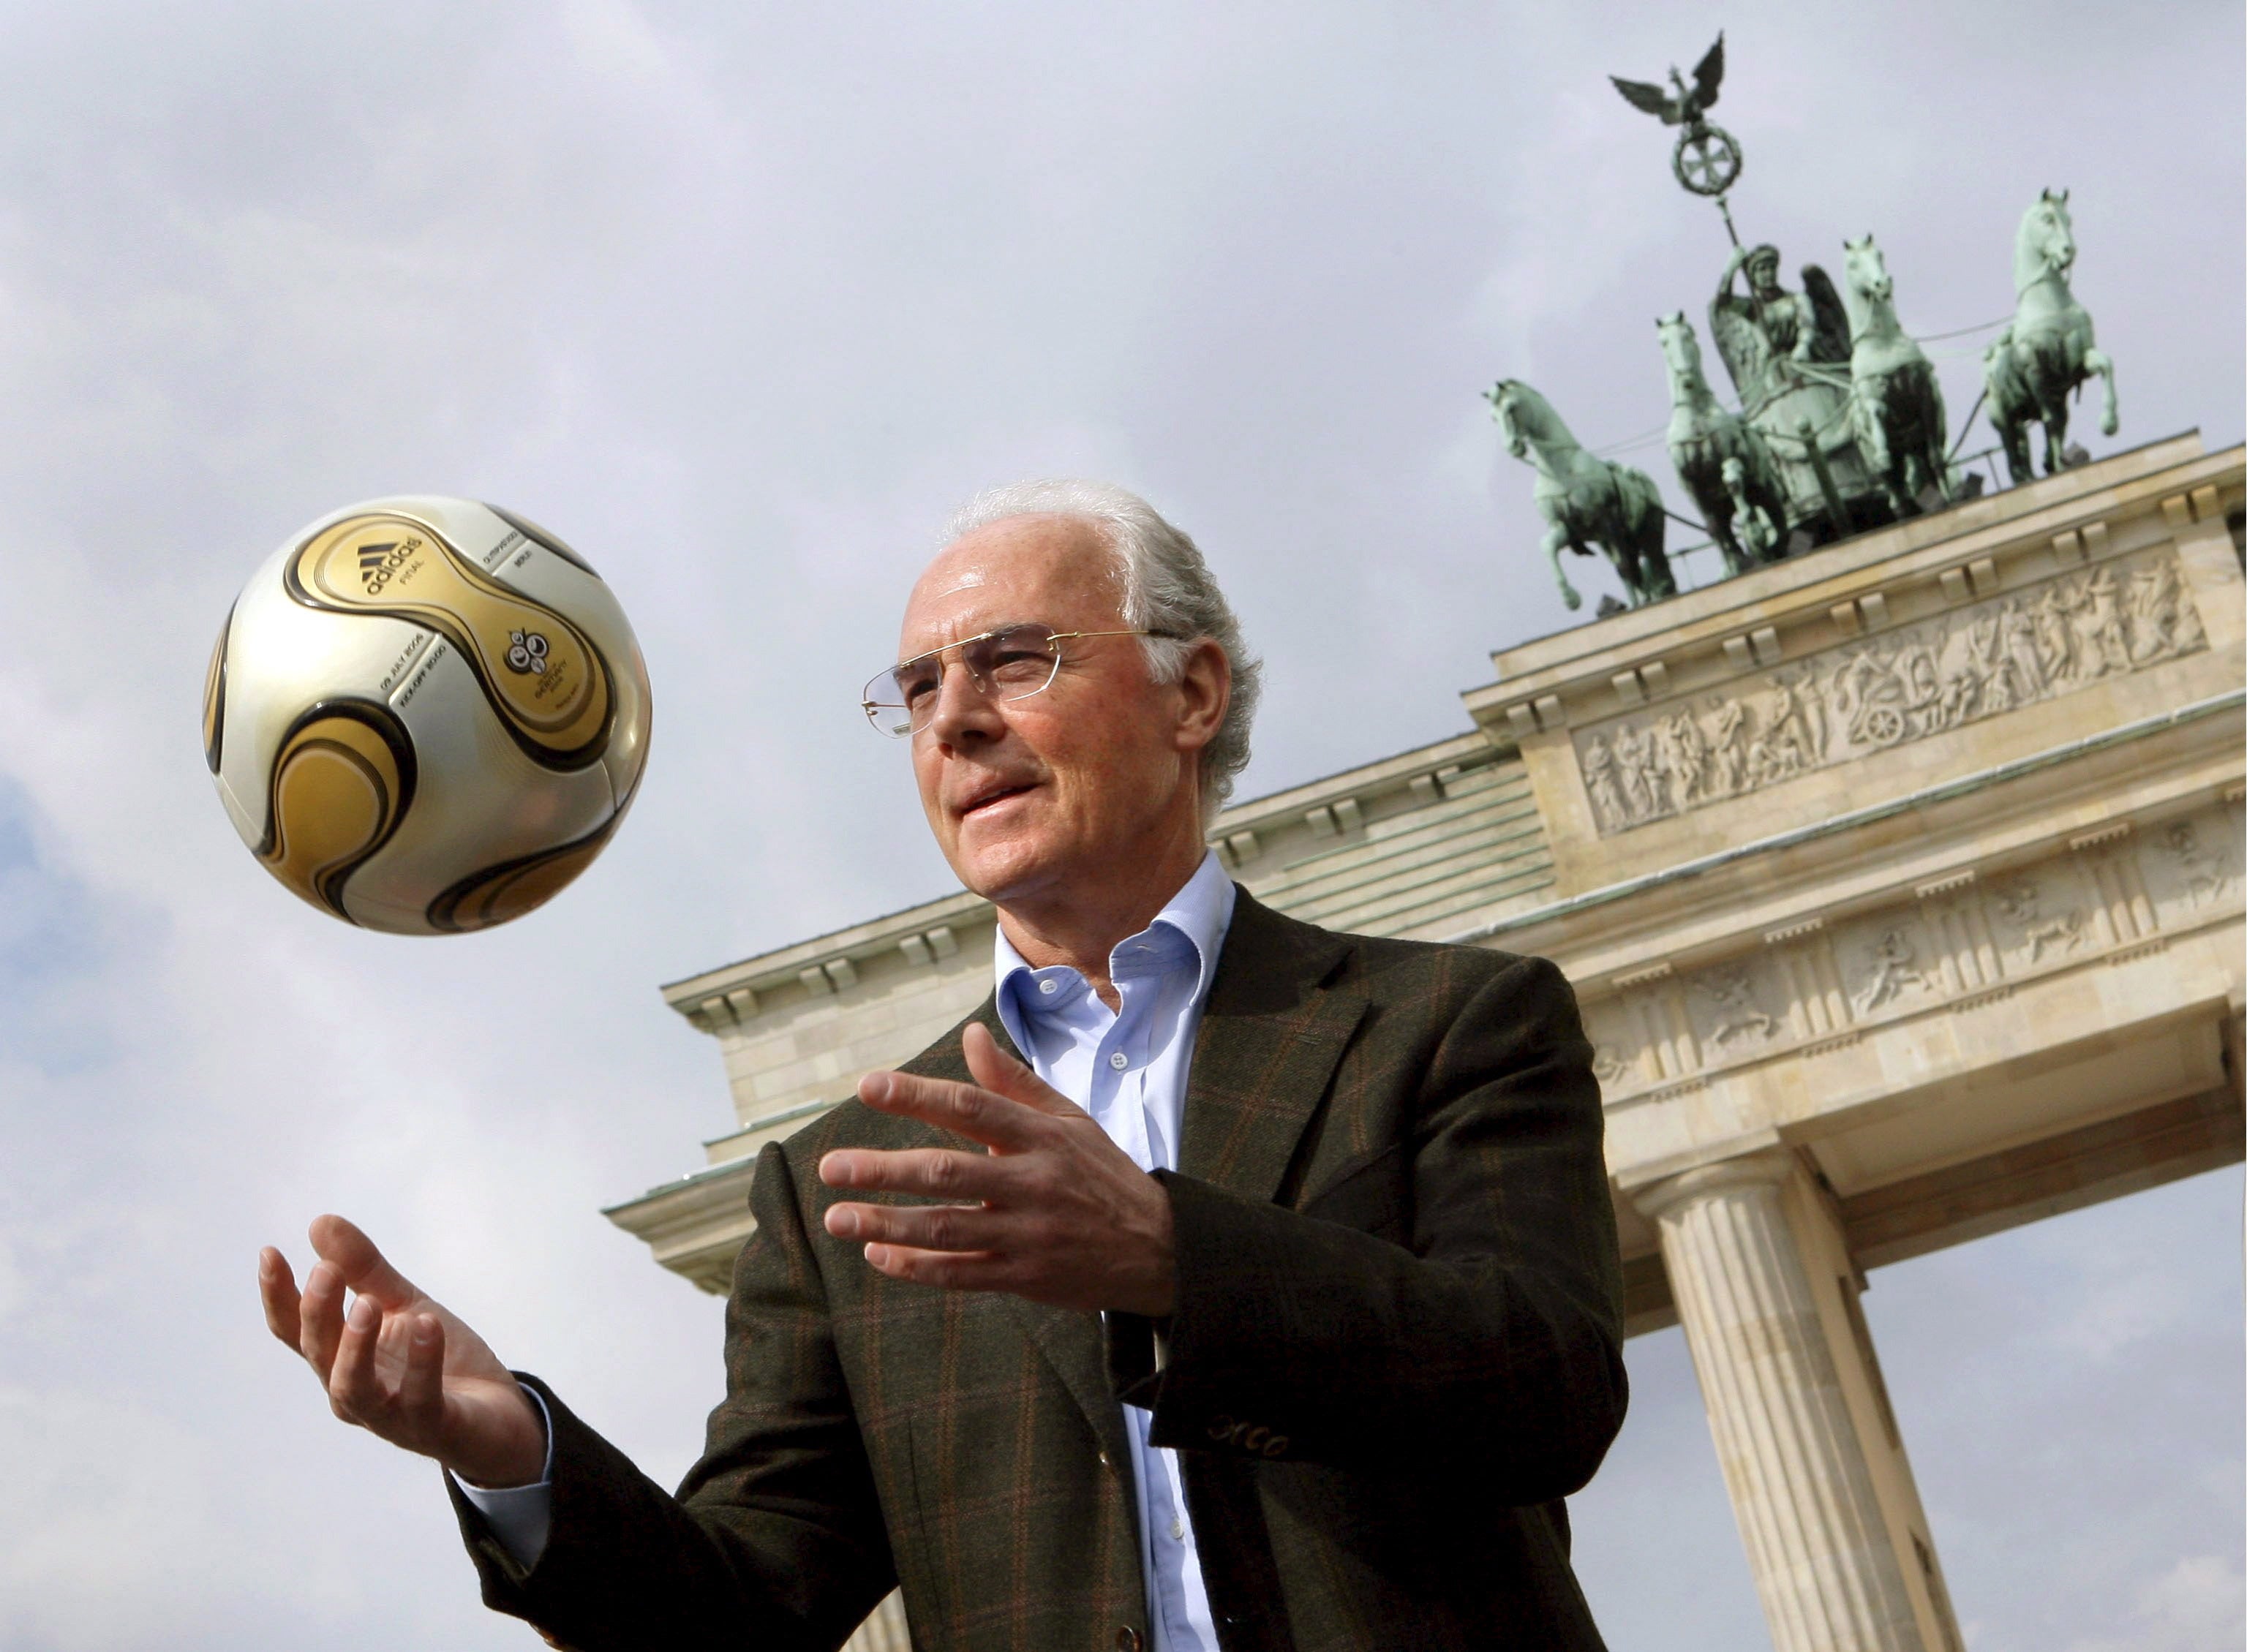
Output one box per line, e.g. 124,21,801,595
1685,958,1788,1054
1590,1042,1637,1089
1838,914,1946,1014
1573,551,2208,836
1584,801,2242,1106
1987,871,2092,967
2139,807,2243,927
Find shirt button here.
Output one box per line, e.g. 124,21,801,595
1038,978,1058,995
1108,1051,1129,1070
1170,1517,1185,1541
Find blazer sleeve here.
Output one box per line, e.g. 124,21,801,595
1111,951,1626,1504
451,1139,895,1652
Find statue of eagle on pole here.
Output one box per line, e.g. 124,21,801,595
1609,33,1726,137
1610,34,1742,198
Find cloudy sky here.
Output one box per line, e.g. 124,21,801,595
0,2,2239,1648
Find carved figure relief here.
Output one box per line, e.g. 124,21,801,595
1687,959,1785,1051
1573,550,2209,835
1847,922,1939,1013
1591,1043,1637,1088
1990,878,2087,965
2139,805,2240,925
1580,996,1652,1096
1584,808,2235,1106
1581,734,1627,834
2126,557,2205,662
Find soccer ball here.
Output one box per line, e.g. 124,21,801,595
203,497,652,935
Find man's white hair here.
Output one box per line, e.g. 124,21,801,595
944,479,1262,824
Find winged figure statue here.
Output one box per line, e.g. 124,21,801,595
1610,34,1725,134
1707,243,1878,540
1709,243,1850,415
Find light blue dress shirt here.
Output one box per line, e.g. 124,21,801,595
463,850,1236,1652
993,848,1233,1652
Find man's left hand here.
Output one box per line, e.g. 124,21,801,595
818,1021,1176,1316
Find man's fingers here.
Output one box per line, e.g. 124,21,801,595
308,1214,419,1310
819,1144,1017,1202
329,1294,385,1423
824,1196,1002,1252
398,1314,444,1424
299,1259,347,1378
854,1068,1047,1151
258,1248,303,1349
862,1242,1013,1292
961,1021,1084,1117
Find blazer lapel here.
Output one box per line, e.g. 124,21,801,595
912,1001,1137,1476
1178,889,1367,1204
910,892,1369,1474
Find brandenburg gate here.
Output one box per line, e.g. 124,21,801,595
610,434,2245,1650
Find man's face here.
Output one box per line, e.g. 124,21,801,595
896,514,1221,910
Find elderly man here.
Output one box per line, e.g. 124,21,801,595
259,480,1627,1651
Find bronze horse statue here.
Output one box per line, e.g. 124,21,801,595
1487,378,1673,611
1984,189,2118,482
1840,234,1952,517
1657,312,1788,573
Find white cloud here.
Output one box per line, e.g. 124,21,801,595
2063,1555,2246,1652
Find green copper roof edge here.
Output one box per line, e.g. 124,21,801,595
1449,687,2246,945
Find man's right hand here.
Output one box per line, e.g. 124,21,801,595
259,1215,547,1489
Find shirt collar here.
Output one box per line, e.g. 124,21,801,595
993,849,1237,1036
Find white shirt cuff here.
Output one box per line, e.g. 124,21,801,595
451,1384,555,1570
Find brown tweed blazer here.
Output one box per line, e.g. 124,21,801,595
455,888,1627,1651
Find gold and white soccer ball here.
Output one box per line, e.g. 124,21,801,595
203,497,652,935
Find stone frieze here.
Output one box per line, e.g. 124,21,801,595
1573,550,2208,836
1582,796,2243,1101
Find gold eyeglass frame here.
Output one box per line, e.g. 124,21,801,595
860,625,1177,737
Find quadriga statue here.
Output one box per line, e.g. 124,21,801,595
1656,311,1787,576
1486,377,1673,611
1838,234,1954,518
1984,188,2118,483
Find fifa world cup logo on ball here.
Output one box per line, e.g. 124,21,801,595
505,630,551,676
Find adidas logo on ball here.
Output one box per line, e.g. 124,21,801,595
355,538,416,595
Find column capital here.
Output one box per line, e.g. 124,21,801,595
1630,1144,1796,1221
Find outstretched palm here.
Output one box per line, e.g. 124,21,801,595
259,1214,547,1489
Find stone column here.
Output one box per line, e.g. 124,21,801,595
1636,1150,1938,1652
